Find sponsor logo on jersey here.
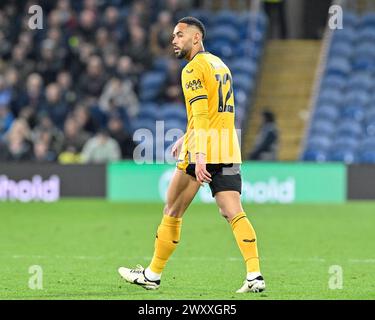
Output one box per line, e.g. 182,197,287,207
185,79,203,91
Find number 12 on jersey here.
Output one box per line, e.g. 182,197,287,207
215,73,234,113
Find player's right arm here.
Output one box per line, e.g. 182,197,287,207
181,63,212,185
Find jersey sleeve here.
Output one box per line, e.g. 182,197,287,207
181,63,209,155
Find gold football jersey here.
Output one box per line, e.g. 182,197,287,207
178,51,242,164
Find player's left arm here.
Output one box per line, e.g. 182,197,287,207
181,64,212,185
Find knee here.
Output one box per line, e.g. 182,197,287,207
219,207,231,222
163,203,183,218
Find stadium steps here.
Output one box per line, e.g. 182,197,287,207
243,40,321,161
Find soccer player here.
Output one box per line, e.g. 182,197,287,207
118,17,265,293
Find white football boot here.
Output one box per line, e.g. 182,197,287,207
236,275,266,293
118,265,160,290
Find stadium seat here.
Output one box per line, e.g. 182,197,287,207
318,88,342,106
331,27,356,44
137,103,159,121
209,25,239,44
326,57,352,77
329,41,353,59
306,135,332,151
212,10,239,29
346,73,373,91
301,149,327,162
160,105,186,122
336,120,362,138
358,150,375,163
320,74,346,90
314,104,339,122
359,12,375,28
229,58,258,77
343,89,370,108
132,118,157,134
139,71,166,102
343,11,359,28
328,149,356,163
332,136,359,151
310,119,335,136
341,105,365,122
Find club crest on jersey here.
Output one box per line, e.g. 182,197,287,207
185,79,203,91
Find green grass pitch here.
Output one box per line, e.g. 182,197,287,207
0,200,374,300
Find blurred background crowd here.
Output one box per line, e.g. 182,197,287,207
0,0,200,163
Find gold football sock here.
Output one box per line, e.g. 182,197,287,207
149,215,182,274
230,212,260,273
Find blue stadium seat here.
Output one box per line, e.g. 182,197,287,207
212,10,239,29
310,119,335,136
320,74,346,90
358,150,375,163
138,103,159,121
209,40,235,59
341,105,365,122
235,41,262,60
160,104,186,121
359,12,375,28
188,9,212,27
357,27,375,43
361,136,375,149
229,58,258,77
131,118,157,134
139,71,166,102
153,57,170,72
343,89,370,108
336,120,362,138
347,72,373,91
332,136,359,150
329,41,353,59
326,57,351,77
343,11,359,28
302,149,327,162
328,149,356,163
314,104,339,122
332,27,356,44
307,135,332,150
209,25,239,44
233,74,254,93
318,88,342,106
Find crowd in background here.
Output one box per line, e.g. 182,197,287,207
0,0,196,163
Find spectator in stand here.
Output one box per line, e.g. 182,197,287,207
73,104,100,134
0,104,14,139
123,25,152,73
107,115,135,159
39,83,69,129
32,113,64,156
14,73,44,118
248,110,279,161
9,45,34,85
81,129,121,163
78,55,107,99
161,59,183,103
99,77,139,118
31,140,56,162
56,70,77,107
58,116,91,163
150,10,174,57
102,6,123,43
0,118,33,162
116,55,139,88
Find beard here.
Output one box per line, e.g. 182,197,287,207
175,48,188,59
